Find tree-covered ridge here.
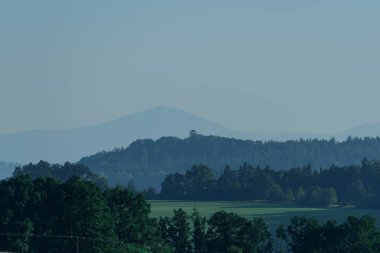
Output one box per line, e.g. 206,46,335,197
13,161,108,189
159,160,380,208
79,135,380,189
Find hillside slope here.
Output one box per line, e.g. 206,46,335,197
79,135,380,189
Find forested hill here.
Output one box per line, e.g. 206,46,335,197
79,135,380,189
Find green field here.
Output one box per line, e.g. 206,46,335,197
149,200,380,232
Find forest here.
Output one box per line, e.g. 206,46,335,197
159,159,380,208
0,174,380,253
79,135,380,189
12,159,380,209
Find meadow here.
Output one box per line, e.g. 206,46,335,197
148,200,380,232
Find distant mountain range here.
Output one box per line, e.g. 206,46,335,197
1,105,380,166
0,106,243,164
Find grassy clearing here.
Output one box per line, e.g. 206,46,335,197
148,200,380,232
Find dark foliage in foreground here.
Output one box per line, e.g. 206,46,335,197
159,208,273,253
0,175,168,253
0,175,380,252
277,215,380,253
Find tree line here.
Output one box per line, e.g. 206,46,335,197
11,159,380,209
1,174,380,253
158,159,380,208
160,208,380,253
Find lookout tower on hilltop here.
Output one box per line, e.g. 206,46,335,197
189,129,198,137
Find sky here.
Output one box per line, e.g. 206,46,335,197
0,0,379,135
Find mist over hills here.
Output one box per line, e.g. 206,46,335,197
0,161,20,179
1,105,380,168
340,123,380,138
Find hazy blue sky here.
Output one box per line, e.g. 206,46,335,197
1,1,379,135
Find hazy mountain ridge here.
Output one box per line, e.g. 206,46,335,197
1,105,380,166
0,106,239,164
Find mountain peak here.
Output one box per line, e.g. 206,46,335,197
2,105,380,166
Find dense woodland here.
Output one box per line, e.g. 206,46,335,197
0,175,162,253
13,161,107,189
79,135,380,189
159,160,380,208
1,175,380,253
13,159,380,209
